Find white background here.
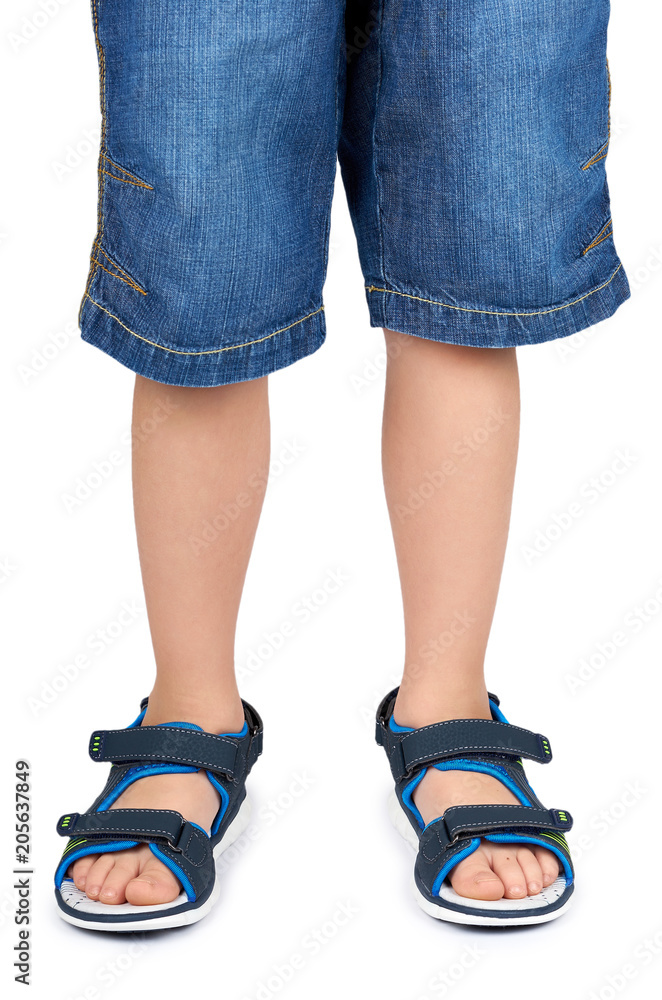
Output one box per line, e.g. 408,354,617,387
2,1,660,998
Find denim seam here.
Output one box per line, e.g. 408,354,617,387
582,58,611,171
84,294,324,355
80,0,107,318
365,263,623,319
372,0,386,284
93,242,146,290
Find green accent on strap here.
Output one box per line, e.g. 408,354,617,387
61,838,88,857
541,831,569,852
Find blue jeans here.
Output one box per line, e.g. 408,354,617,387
79,0,629,386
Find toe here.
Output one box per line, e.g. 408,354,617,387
534,846,560,887
124,853,181,906
97,854,141,905
83,854,117,900
70,855,96,891
514,847,544,896
490,849,528,899
449,849,505,901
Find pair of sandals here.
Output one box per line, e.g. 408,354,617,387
55,688,573,930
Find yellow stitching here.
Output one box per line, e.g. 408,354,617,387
101,154,153,189
93,242,146,291
84,295,324,355
101,169,153,191
582,141,609,171
365,265,622,318
582,152,608,170
582,231,613,256
90,256,147,294
588,219,613,244
581,59,612,171
582,220,613,255
81,0,107,309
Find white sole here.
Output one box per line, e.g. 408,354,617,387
57,797,252,932
387,791,573,927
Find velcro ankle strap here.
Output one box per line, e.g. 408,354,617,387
386,718,552,779
88,726,240,777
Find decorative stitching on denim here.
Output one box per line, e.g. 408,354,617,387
81,0,107,309
84,295,324,355
365,264,623,318
101,154,153,189
373,0,386,286
101,169,153,190
582,219,613,256
92,243,147,294
582,58,611,170
90,256,147,295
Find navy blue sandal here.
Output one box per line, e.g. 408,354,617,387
376,687,574,926
54,697,263,931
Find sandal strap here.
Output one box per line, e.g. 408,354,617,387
440,804,572,844
55,808,210,865
379,718,552,780
88,722,259,778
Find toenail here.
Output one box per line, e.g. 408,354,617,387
87,886,100,895
101,888,116,899
510,885,525,896
528,882,541,894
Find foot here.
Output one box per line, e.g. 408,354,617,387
412,766,560,901
394,690,560,902
67,698,245,906
68,770,221,906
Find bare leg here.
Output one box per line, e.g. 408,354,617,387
382,331,559,901
70,375,269,905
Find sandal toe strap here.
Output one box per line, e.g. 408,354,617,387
56,808,211,864
415,804,574,899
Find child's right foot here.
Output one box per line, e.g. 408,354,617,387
69,769,220,905
54,698,263,930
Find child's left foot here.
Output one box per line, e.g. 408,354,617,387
376,686,575,926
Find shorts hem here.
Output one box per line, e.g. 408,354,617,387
79,293,327,386
364,261,630,348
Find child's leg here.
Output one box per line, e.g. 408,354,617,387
70,374,269,905
382,331,559,902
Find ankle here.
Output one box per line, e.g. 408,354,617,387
393,678,491,729
142,686,245,734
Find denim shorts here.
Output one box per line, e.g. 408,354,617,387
79,0,630,387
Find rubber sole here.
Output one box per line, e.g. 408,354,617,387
387,791,573,927
56,797,252,932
